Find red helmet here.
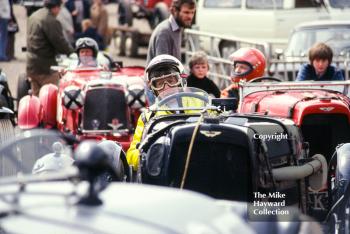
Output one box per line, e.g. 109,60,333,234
229,48,266,82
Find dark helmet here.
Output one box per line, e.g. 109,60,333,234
145,55,186,95
74,140,110,176
229,48,266,82
75,37,99,58
44,0,62,8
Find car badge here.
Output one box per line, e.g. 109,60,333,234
319,107,334,112
200,130,221,138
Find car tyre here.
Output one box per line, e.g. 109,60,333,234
17,73,30,103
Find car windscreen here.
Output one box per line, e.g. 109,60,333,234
329,0,350,8
285,26,350,56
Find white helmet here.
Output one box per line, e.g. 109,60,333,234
145,55,186,95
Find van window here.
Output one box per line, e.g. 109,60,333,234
204,0,241,8
246,0,283,9
329,0,350,8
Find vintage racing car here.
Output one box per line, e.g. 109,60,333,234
17,55,147,151
135,86,346,232
238,79,350,233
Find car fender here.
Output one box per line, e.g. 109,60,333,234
39,84,58,128
17,95,42,129
336,143,350,183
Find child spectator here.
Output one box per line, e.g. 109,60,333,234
187,51,220,98
296,42,344,81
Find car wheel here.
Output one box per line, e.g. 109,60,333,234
0,119,14,144
17,73,30,103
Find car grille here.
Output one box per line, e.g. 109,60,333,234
83,88,128,131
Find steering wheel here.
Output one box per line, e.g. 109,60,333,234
157,92,209,108
248,76,282,83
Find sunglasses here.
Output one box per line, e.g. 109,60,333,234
150,73,181,91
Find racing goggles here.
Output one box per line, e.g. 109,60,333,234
150,73,181,91
75,38,96,48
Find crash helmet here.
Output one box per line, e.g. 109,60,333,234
75,37,99,58
145,54,186,95
229,48,266,82
43,0,62,8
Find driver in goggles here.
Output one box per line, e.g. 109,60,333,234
150,72,182,93
126,54,187,172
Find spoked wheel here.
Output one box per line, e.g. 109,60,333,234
0,119,15,144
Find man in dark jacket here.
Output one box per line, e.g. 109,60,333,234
27,0,74,96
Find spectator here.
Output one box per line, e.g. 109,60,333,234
296,42,344,81
65,0,90,33
221,48,266,99
146,0,196,104
27,0,74,96
0,0,11,61
7,0,18,61
146,0,196,64
75,19,105,50
90,0,110,47
187,51,220,97
57,0,75,46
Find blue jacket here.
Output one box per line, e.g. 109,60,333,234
296,64,345,81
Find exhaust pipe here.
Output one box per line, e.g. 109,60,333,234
272,154,327,185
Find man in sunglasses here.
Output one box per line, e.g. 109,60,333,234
126,54,188,171
27,0,74,96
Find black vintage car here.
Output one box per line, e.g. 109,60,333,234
138,87,349,233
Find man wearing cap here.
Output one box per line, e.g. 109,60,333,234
27,0,74,96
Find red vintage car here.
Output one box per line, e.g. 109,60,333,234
17,64,146,152
238,79,350,223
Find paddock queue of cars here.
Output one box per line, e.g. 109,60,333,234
2,2,350,234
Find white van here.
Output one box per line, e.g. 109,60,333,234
196,0,350,43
